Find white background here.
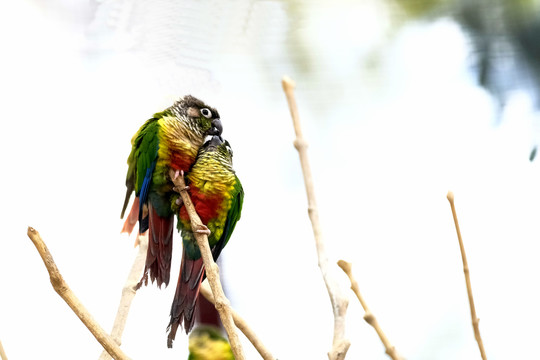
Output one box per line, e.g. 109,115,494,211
1,1,540,359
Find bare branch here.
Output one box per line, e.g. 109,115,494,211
26,227,130,360
199,281,274,359
199,281,275,360
338,260,403,360
0,340,7,360
169,170,245,360
98,234,149,360
282,76,351,360
447,191,488,360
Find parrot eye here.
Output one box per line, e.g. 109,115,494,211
200,108,212,119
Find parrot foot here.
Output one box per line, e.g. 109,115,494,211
172,170,185,180
171,170,190,192
195,224,211,236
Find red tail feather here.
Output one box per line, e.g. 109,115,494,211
121,197,140,235
167,247,205,348
139,204,174,288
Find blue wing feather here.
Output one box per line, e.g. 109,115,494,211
138,161,156,233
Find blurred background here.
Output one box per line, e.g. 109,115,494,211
2,0,540,359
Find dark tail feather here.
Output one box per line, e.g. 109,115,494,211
120,183,134,219
138,204,174,288
195,258,224,329
167,247,205,348
195,293,221,328
121,197,140,235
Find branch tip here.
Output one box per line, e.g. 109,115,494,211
337,260,351,274
26,227,130,360
339,260,403,360
283,77,349,360
281,76,296,92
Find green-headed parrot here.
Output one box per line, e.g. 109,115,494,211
167,135,244,347
121,95,223,288
188,326,234,360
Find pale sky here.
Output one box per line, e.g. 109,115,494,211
1,1,540,359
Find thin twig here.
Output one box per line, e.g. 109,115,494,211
447,191,487,360
338,260,403,360
169,170,245,360
0,340,7,360
26,227,130,360
99,234,149,360
282,76,350,360
199,281,275,360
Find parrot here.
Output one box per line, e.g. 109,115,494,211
187,325,234,360
167,135,244,347
120,95,223,288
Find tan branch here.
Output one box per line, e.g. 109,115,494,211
0,340,7,360
98,234,149,360
199,281,275,360
338,260,403,360
26,227,130,360
282,76,350,360
169,170,245,360
447,192,488,360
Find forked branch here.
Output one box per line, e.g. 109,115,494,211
99,233,149,360
199,281,275,360
26,227,130,360
282,76,350,360
170,169,245,360
447,191,487,360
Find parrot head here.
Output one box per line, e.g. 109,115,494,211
170,95,223,137
200,135,234,166
188,326,234,360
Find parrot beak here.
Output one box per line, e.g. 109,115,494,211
209,118,223,136
208,135,223,147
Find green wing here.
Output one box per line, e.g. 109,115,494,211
211,177,244,261
120,118,160,218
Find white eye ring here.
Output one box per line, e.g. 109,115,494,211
200,108,212,118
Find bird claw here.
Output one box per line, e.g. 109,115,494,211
195,225,211,236
170,169,189,193
172,169,185,180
